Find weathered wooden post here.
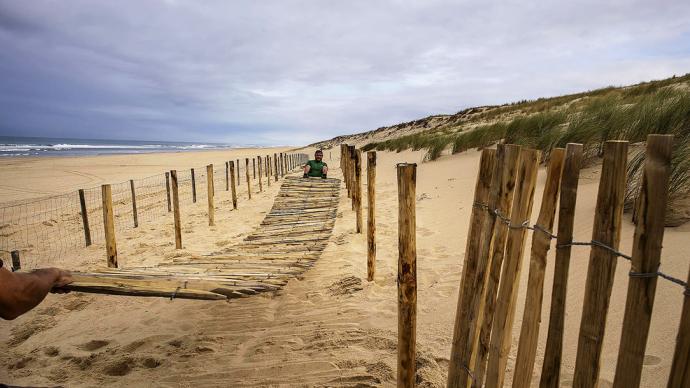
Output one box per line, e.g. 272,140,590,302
572,140,628,388
266,155,271,187
170,170,182,249
274,153,279,182
448,149,496,386
229,161,238,209
512,148,566,388
78,189,92,246
206,164,215,226
354,149,363,233
397,163,417,388
614,135,673,388
225,162,230,191
236,159,240,181
670,270,690,387
101,184,117,268
252,157,256,179
10,250,20,271
279,152,284,177
191,168,197,203
245,158,252,199
129,179,139,228
448,144,520,388
258,155,263,192
485,148,540,388
367,151,377,281
540,143,584,388
165,172,171,212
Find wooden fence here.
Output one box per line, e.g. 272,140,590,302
342,135,686,388
1,153,308,270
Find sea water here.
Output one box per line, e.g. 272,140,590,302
0,136,244,157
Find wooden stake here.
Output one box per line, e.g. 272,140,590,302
229,161,238,209
512,148,566,388
367,151,377,281
191,168,197,203
397,163,417,388
472,146,522,386
129,179,139,228
78,188,92,247
11,250,20,271
245,158,252,199
252,157,256,179
258,155,263,192
207,164,215,226
485,148,540,388
572,140,628,388
225,162,230,191
266,155,271,187
669,267,690,387
274,153,279,182
540,143,584,388
447,144,521,388
355,149,363,233
280,153,284,177
101,184,118,268
170,170,182,249
236,159,240,181
613,135,674,388
165,172,171,212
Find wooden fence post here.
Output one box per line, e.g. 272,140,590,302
485,148,540,388
472,146,522,386
229,161,238,209
245,158,252,199
274,153,279,182
613,135,674,388
128,179,138,228
397,163,417,388
225,162,229,191
448,148,496,385
170,170,182,249
11,250,20,271
669,269,690,387
252,157,256,179
165,172,171,212
78,189,92,247
266,155,271,187
236,159,240,181
279,153,284,177
540,143,584,388
447,144,520,388
258,155,263,192
191,168,197,203
355,149,363,233
101,184,118,268
512,148,566,388
367,151,377,281
572,140,628,388
206,164,215,226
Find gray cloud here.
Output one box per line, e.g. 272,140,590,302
1,0,689,145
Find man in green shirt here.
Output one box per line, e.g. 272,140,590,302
303,150,328,178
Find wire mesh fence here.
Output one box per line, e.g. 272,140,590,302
0,153,309,271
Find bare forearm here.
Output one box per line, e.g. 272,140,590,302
0,268,59,320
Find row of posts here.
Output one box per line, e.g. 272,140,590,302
72,152,307,268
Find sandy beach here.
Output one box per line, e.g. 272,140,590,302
2,146,689,387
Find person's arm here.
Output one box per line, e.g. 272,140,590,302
0,267,72,320
322,163,328,174
303,161,311,177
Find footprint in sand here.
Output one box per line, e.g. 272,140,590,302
78,339,110,351
644,354,662,366
103,357,136,376
8,315,56,346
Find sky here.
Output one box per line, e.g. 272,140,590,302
1,1,689,146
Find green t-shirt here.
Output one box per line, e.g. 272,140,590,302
306,160,327,177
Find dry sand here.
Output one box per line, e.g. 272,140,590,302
1,146,689,387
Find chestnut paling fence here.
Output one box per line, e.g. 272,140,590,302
342,135,689,388
0,152,308,271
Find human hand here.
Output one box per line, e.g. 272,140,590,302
50,269,73,294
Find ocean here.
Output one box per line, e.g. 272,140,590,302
0,136,245,157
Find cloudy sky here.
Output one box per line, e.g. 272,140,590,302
1,1,689,145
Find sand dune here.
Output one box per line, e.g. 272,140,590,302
2,146,688,387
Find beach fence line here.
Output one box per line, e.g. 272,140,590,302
356,134,685,387
0,153,308,270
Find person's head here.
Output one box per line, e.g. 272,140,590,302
315,150,323,161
